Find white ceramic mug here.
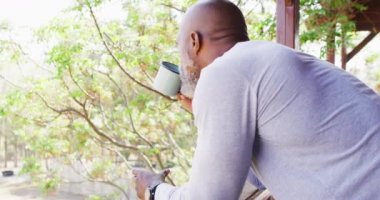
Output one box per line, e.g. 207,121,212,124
153,61,181,96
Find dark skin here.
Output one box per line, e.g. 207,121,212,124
134,1,249,199
177,0,249,112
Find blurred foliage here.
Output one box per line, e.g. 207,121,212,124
1,0,200,197
0,0,378,199
299,0,367,57
39,172,61,194
362,52,380,92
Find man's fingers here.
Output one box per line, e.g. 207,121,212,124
132,168,169,180
176,93,193,112
161,169,171,177
176,94,183,100
177,93,190,101
164,169,170,176
177,94,187,101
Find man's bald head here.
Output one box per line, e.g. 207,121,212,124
180,0,249,45
177,0,249,98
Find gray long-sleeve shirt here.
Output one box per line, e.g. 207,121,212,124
156,41,380,200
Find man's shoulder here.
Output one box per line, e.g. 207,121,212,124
203,41,282,80
231,41,290,54
217,41,295,67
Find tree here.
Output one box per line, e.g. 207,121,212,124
300,0,367,62
0,0,377,199
2,0,199,198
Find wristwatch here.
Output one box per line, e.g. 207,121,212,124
149,184,160,200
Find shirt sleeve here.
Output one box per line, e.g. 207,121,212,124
155,64,257,200
247,168,266,190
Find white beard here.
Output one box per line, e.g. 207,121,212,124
179,53,199,99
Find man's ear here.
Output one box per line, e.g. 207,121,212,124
190,31,202,55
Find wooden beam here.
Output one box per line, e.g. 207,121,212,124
347,31,378,62
355,23,380,32
352,1,380,31
341,32,347,70
326,26,336,64
276,0,299,49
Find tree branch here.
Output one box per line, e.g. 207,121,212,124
80,99,140,151
86,2,176,102
67,65,95,100
74,158,130,200
8,37,54,74
0,74,27,90
160,3,186,13
36,93,139,152
95,70,175,185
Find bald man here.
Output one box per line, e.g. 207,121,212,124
133,0,380,200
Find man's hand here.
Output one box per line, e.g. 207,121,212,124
132,168,170,200
177,94,192,113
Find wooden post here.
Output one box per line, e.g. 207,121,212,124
341,31,347,70
326,25,336,64
276,0,299,49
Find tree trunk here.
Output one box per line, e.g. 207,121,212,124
0,134,2,166
326,25,336,64
14,137,18,168
45,158,49,170
4,135,8,168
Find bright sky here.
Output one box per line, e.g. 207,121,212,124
0,0,73,28
0,0,126,27
0,0,75,89
0,0,125,49
0,0,127,90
